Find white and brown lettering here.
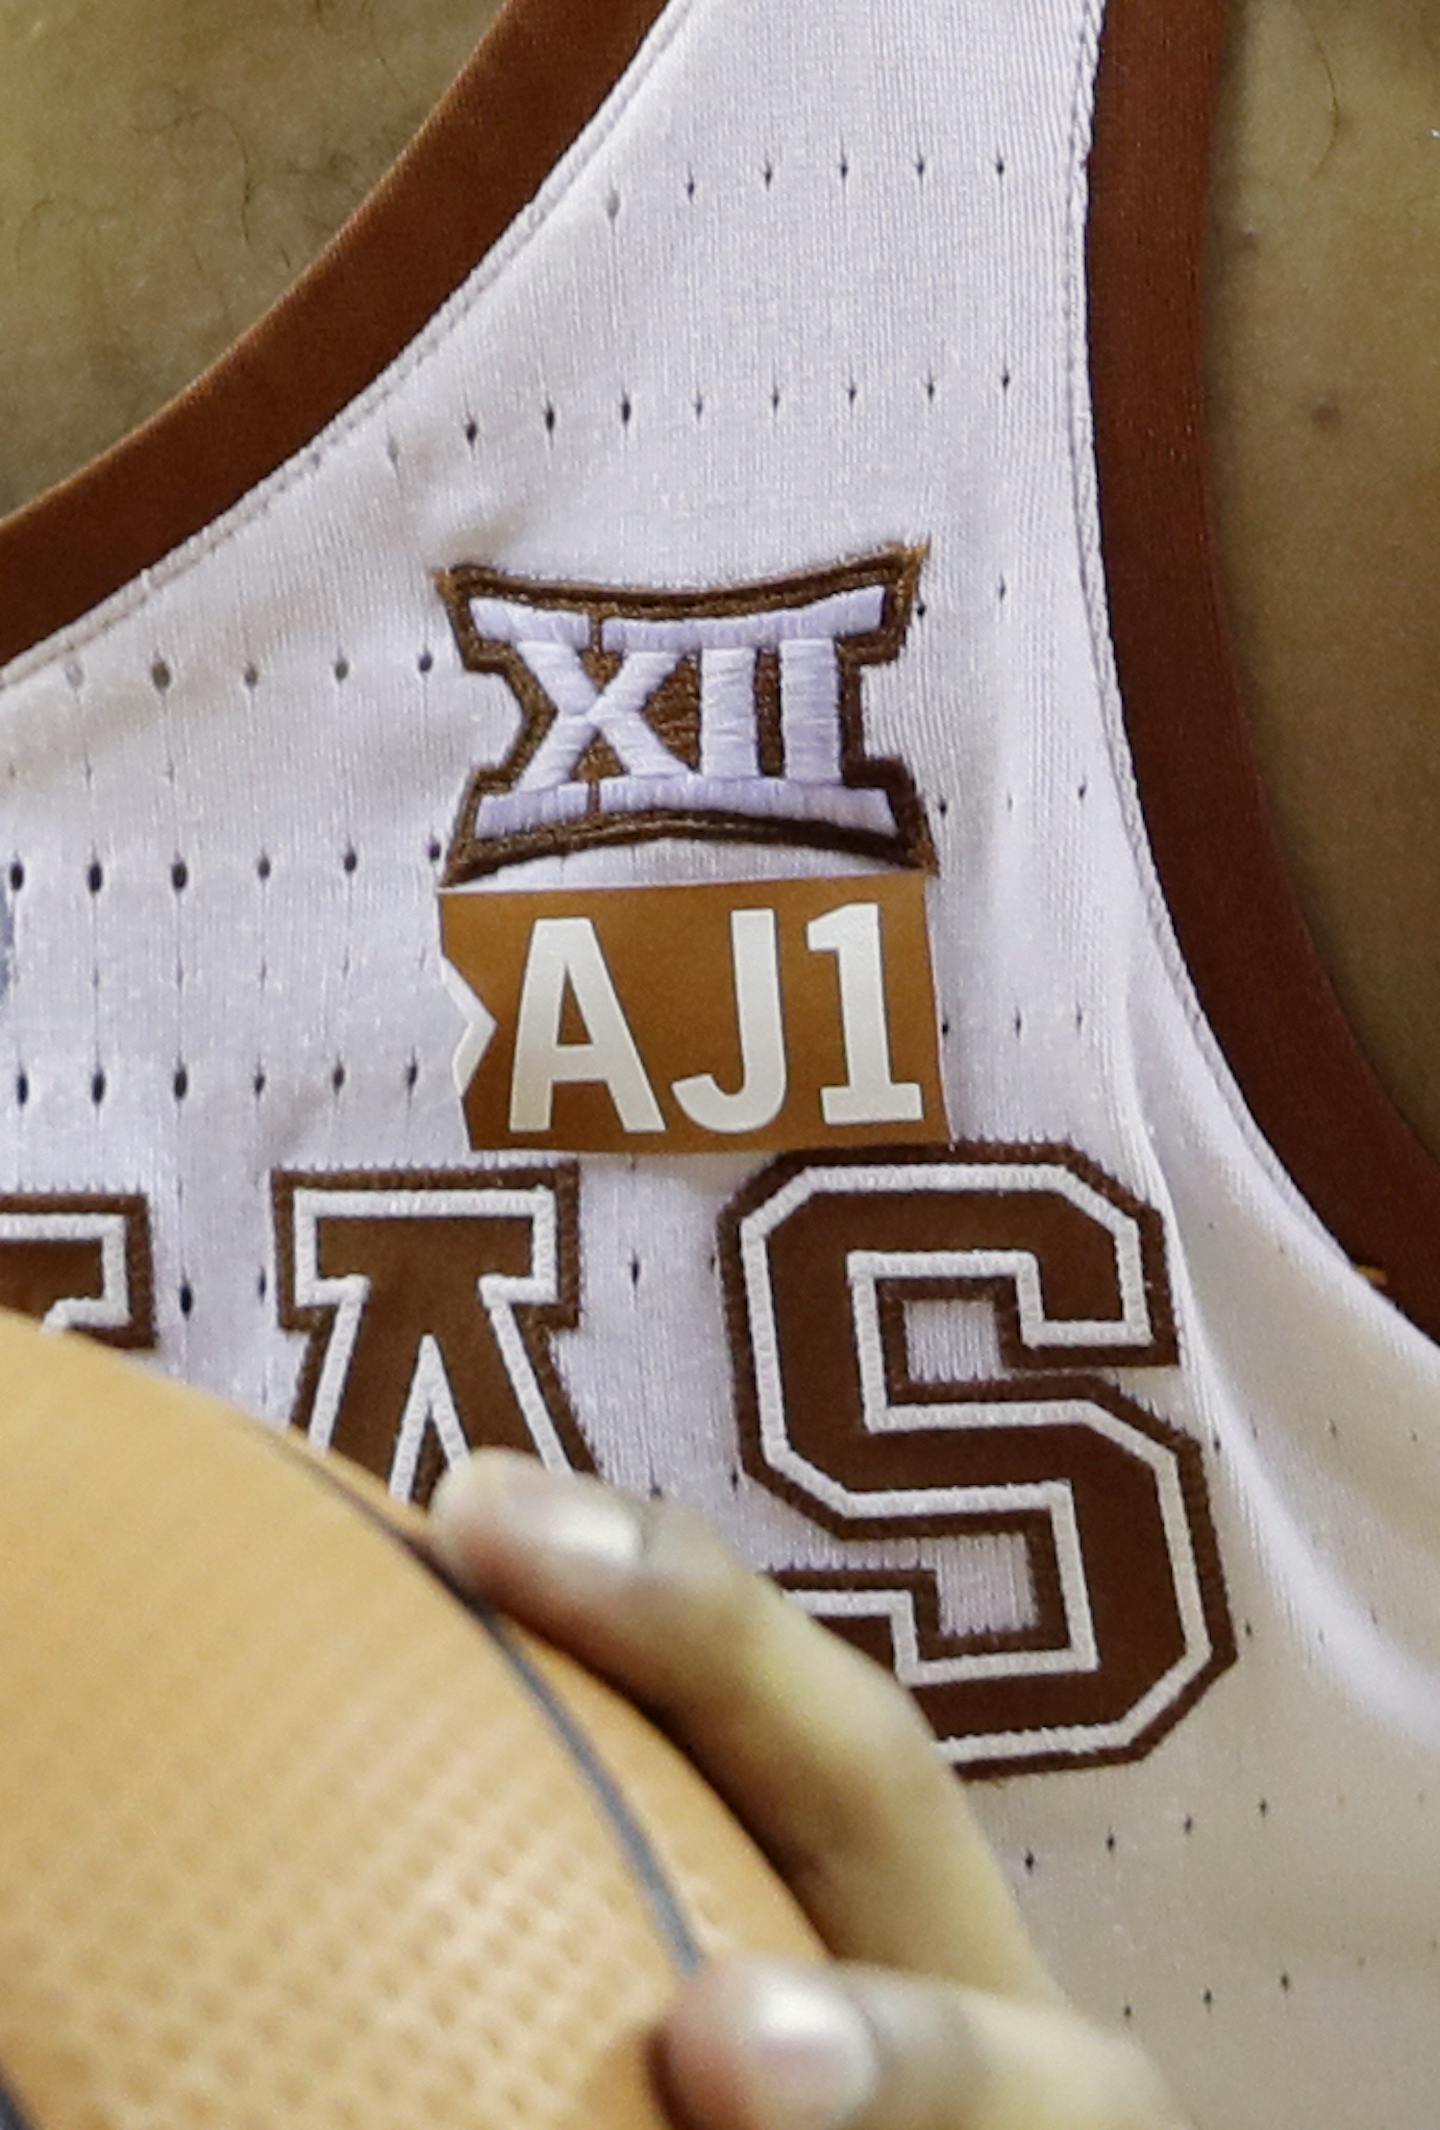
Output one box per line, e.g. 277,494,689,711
272,1167,584,1505
721,1146,1233,1777
0,1193,155,1345
434,550,934,880
440,873,948,1155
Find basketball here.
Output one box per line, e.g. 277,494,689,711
0,1308,822,2130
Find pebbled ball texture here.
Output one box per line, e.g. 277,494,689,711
0,1307,822,2130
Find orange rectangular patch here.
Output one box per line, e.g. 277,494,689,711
440,873,949,1155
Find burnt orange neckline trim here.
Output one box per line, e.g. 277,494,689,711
1089,0,1440,1345
0,0,671,672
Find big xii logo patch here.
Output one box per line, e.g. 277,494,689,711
434,548,950,1153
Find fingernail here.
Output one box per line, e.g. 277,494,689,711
726,1964,879,2130
436,1454,643,1576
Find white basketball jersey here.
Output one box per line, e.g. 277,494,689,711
3,0,1438,2122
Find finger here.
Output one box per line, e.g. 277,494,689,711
427,1450,1051,2000
654,1958,1189,2130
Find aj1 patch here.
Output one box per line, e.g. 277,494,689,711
441,873,948,1155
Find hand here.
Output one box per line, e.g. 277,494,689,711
427,1451,1192,2130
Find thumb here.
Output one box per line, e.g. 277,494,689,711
652,1958,1189,2130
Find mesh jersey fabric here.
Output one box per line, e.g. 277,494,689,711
1,2,1438,2126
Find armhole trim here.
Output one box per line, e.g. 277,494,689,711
1088,0,1440,1344
0,0,672,671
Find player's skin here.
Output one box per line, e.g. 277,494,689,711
1205,0,1440,1163
1,0,1427,2123
427,1450,1193,2130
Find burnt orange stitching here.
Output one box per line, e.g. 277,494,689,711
719,1142,1232,1780
271,1166,584,1506
0,1192,155,1348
